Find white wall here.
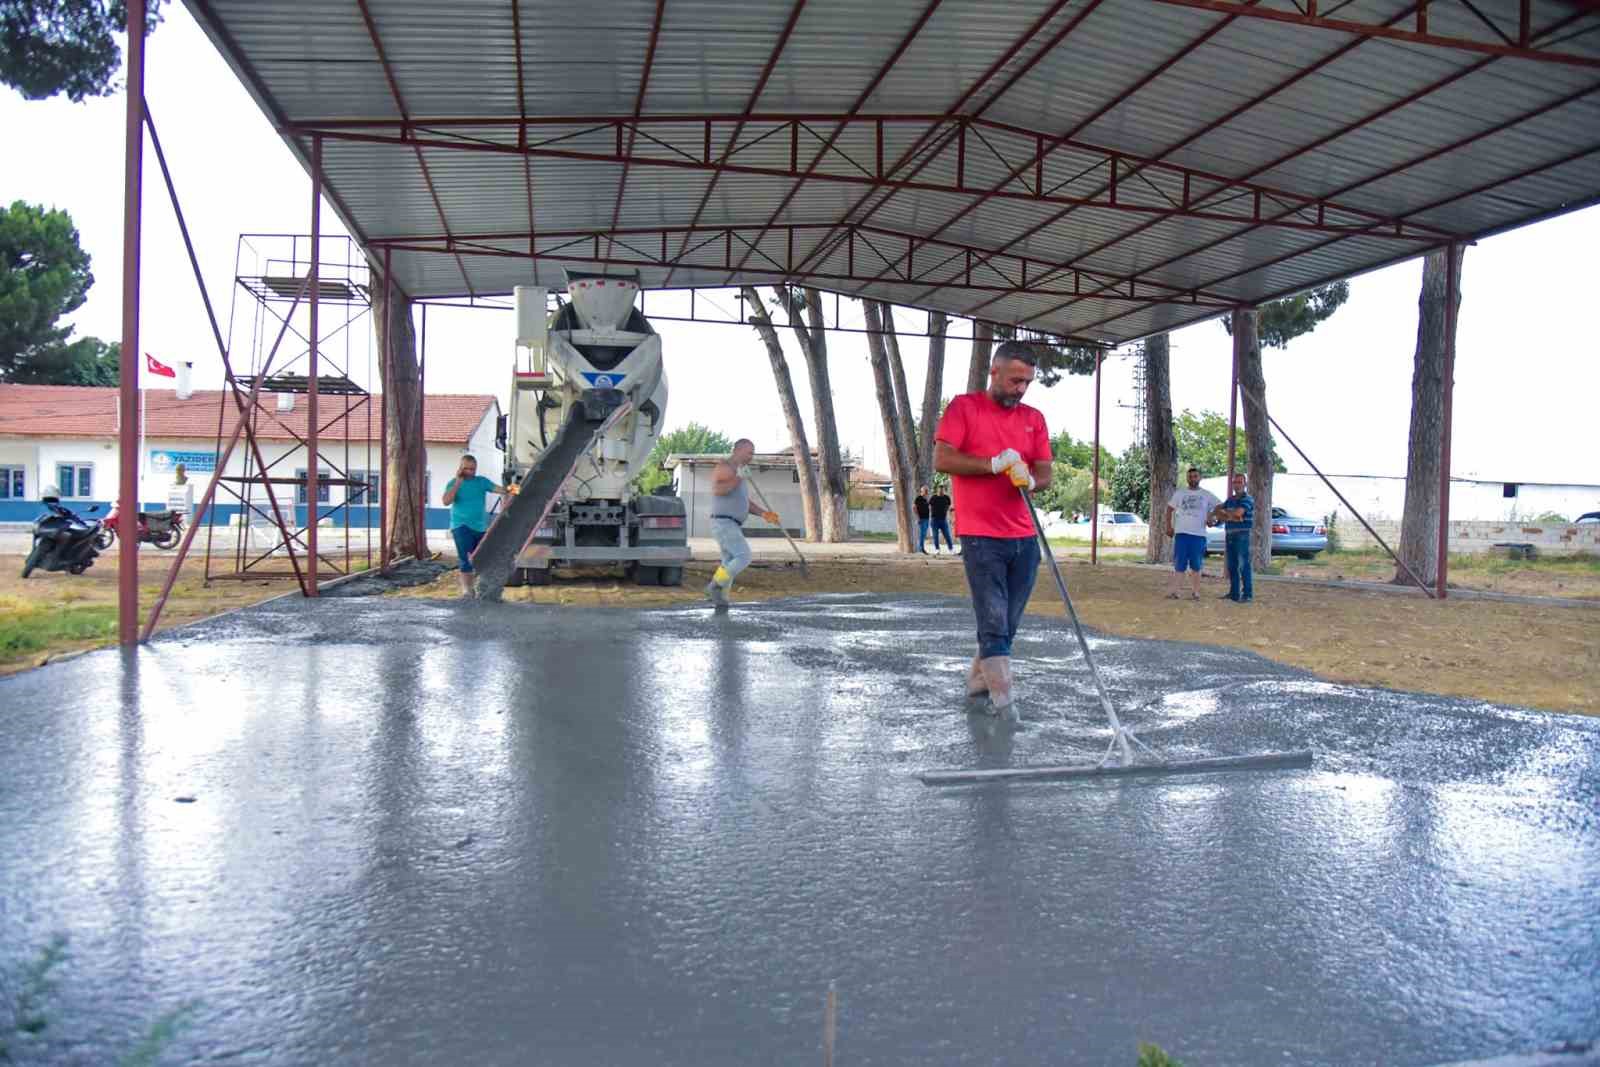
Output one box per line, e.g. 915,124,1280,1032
1200,473,1600,524
675,461,806,538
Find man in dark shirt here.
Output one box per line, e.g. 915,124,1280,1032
928,486,954,554
914,486,932,553
1219,472,1255,602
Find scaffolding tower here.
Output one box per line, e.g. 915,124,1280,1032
204,234,378,586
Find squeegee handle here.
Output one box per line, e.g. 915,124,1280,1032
747,477,808,573
1022,488,1126,742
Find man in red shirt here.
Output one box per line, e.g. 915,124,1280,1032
933,340,1053,721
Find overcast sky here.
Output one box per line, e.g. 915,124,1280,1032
4,5,1597,499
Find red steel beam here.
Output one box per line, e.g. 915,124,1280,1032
603,0,667,257
368,221,1239,302
780,0,1093,282
1090,349,1102,566
724,0,946,281
356,0,475,299
118,0,146,645
969,5,1590,323
837,0,1267,298
1066,83,1600,337
380,245,392,572
300,124,1444,242
956,1,1436,317
307,135,322,596
1144,0,1600,69
510,0,536,259
660,0,809,285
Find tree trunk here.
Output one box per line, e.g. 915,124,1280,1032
742,286,821,541
372,268,427,561
1236,309,1274,571
864,302,916,552
1144,334,1177,564
777,286,849,542
966,320,994,394
918,311,948,489
1395,247,1465,587
881,305,921,497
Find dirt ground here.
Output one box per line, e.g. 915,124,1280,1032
4,546,1596,716
388,553,1600,716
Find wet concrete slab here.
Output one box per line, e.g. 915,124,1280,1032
1,593,1596,1065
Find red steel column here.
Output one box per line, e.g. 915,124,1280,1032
118,0,147,645
418,303,428,551
380,246,391,571
1436,244,1458,600
1226,312,1241,480
307,135,322,595
1090,349,1102,565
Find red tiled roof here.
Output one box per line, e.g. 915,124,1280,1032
0,384,495,445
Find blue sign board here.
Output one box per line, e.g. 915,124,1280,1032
149,449,218,475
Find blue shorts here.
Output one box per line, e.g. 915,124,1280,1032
1173,532,1206,573
452,525,486,572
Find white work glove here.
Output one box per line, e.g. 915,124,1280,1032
737,465,752,479
1005,462,1035,491
989,448,1023,474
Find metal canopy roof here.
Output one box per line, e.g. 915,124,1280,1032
183,0,1600,345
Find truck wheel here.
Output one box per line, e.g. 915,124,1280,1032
525,567,552,587
504,568,526,588
635,565,661,586
657,566,684,587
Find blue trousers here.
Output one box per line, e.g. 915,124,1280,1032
1225,532,1253,600
452,525,486,572
919,518,953,551
960,535,1040,658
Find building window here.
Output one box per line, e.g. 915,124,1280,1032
1503,483,1519,499
56,463,93,498
294,469,332,505
0,466,23,499
348,469,380,505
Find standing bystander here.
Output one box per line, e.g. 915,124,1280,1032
1218,472,1255,602
1165,466,1222,600
442,455,511,597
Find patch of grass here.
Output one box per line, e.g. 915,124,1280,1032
1,933,68,1060
0,601,118,657
1136,1043,1185,1067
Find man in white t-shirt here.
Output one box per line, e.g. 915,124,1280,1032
1165,466,1223,600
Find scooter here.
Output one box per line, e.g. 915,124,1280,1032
22,495,105,578
96,504,183,550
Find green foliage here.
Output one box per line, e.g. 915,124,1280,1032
1,200,93,377
6,335,119,385
634,422,735,494
1222,281,1350,350
1049,429,1116,478
1,933,68,1060
1109,443,1149,518
0,600,117,656
1034,463,1100,518
1172,408,1285,476
1323,512,1342,553
1530,511,1568,524
118,1000,198,1067
1136,1043,1185,1067
0,1,165,102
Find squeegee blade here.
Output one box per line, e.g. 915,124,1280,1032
917,750,1313,786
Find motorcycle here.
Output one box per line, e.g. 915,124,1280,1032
96,504,183,550
22,495,106,578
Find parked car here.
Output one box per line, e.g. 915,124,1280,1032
1578,511,1600,524
1099,511,1146,526
1205,506,1328,558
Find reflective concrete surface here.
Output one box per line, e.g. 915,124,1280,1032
2,594,1596,1065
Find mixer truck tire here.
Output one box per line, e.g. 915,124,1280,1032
525,567,552,587
634,564,661,586
504,568,526,588
658,566,684,587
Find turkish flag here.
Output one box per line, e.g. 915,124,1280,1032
145,352,177,378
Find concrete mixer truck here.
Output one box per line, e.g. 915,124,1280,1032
471,270,689,599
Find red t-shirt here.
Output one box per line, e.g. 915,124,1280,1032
934,391,1051,538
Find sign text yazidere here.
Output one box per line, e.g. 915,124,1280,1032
150,450,218,475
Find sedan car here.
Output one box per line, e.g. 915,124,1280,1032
1205,506,1328,558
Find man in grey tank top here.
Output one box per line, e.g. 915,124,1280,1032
706,438,780,610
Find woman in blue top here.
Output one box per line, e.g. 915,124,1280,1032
442,454,511,596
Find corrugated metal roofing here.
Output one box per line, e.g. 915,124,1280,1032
184,0,1600,346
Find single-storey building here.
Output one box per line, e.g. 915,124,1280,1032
0,383,498,529
664,450,853,539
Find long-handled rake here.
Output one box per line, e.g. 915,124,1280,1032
918,487,1312,786
746,477,808,576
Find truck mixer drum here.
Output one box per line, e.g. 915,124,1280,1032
470,271,690,600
